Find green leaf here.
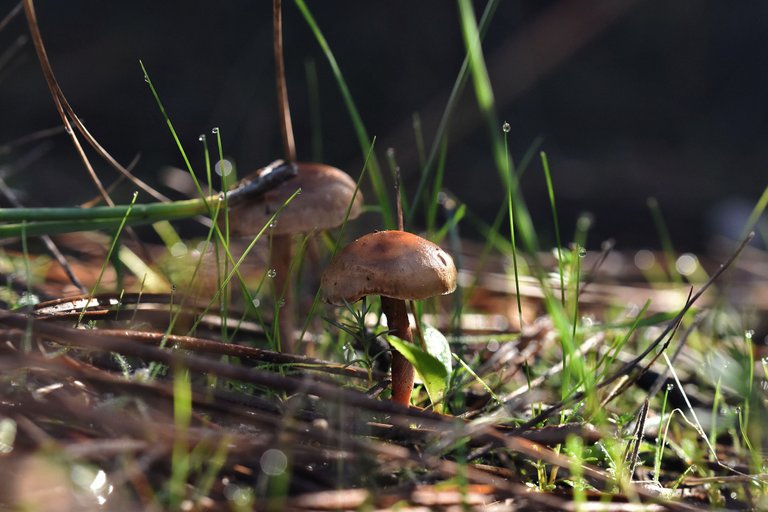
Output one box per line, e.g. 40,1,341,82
422,324,452,374
387,334,450,410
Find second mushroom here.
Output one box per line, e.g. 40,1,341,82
321,230,457,406
228,162,363,353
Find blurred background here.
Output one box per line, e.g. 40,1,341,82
0,0,766,252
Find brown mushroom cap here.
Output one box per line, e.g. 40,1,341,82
321,230,457,305
227,162,363,236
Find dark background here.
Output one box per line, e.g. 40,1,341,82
0,0,766,252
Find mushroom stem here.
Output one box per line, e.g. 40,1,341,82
271,233,295,353
380,296,415,406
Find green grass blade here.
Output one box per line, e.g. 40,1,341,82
740,184,768,241
141,61,209,207
504,124,524,328
76,192,139,327
294,0,394,229
647,197,680,283
457,0,537,253
410,0,501,221
540,151,565,305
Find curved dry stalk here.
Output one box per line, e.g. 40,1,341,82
271,0,299,353
274,0,296,163
23,0,167,203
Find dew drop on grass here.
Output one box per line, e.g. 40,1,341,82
269,220,278,229
211,127,220,134
745,329,755,341
502,121,511,133
278,298,286,308
215,159,233,177
666,383,674,391
578,246,587,258
198,134,206,142
267,269,277,279
252,298,261,308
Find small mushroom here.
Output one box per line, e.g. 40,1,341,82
227,162,363,353
321,230,457,405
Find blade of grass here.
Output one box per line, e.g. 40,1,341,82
169,366,192,509
503,122,524,329
647,197,681,283
541,151,565,305
304,58,323,163
426,137,448,233
409,0,501,221
76,192,139,327
294,0,393,228
457,0,537,253
140,61,209,207
740,184,768,242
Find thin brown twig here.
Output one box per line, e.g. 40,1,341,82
624,398,649,481
91,327,383,380
23,0,165,202
0,309,443,421
22,0,112,207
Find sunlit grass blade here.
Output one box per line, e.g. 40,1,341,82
457,0,537,253
410,0,501,221
541,151,565,305
426,138,448,234
169,366,192,509
304,58,323,163
299,139,374,347
647,197,681,283
503,123,524,328
740,184,768,242
294,0,394,229
76,192,139,327
140,61,208,205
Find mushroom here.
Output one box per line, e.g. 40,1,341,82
228,161,363,353
321,230,457,405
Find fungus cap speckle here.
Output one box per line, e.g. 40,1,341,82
321,230,457,305
228,162,362,235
